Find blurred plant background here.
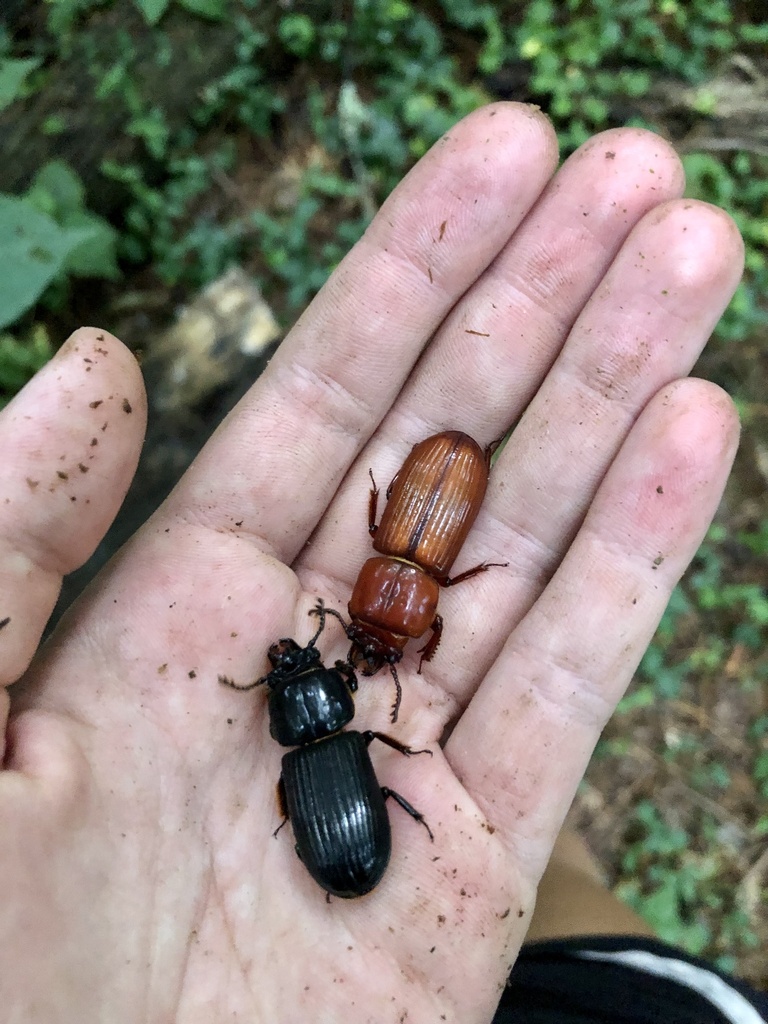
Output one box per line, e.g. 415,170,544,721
1,0,766,985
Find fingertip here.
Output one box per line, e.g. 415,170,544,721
60,327,148,424
432,100,559,174
643,199,745,290
653,376,741,465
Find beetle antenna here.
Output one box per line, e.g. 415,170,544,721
308,598,329,647
310,600,351,639
218,673,264,691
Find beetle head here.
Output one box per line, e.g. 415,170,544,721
266,638,322,677
346,622,405,676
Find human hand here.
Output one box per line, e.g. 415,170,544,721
0,103,742,1023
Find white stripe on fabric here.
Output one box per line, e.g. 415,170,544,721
575,949,766,1024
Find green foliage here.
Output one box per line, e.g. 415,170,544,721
46,0,229,31
0,163,118,331
278,14,316,57
134,0,228,24
0,198,79,331
0,326,54,409
511,0,768,147
252,164,369,310
102,147,238,286
46,0,112,36
683,151,768,342
0,57,43,111
26,161,119,279
134,0,172,24
175,0,228,18
617,802,759,963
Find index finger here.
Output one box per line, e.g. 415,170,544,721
161,103,558,560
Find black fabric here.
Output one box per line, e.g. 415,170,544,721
493,935,768,1024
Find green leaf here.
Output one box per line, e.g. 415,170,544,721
0,57,42,112
177,0,228,19
133,0,172,25
60,211,120,279
0,198,80,329
0,326,53,404
46,0,108,34
21,161,119,279
27,160,85,216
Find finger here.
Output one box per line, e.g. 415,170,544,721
296,128,686,589
373,127,686,438
294,199,744,708
0,328,146,688
161,103,558,560
429,200,743,687
447,378,739,882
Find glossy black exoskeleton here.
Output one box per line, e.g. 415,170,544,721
219,602,433,898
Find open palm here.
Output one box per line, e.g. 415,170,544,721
0,104,742,1024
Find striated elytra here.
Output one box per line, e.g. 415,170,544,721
220,604,433,898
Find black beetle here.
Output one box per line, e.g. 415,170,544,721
219,602,433,898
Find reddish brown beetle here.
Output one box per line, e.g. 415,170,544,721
318,430,507,721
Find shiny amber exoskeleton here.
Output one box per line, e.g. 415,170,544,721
323,431,506,721
373,431,490,578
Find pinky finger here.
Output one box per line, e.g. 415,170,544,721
0,328,146,691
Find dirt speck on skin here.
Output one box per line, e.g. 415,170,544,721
26,478,39,490
605,151,616,159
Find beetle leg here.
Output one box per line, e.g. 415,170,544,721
384,464,402,502
381,787,434,842
388,663,403,724
416,614,443,673
362,730,432,758
437,561,509,588
273,777,290,838
335,659,358,693
484,434,505,467
368,469,379,536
